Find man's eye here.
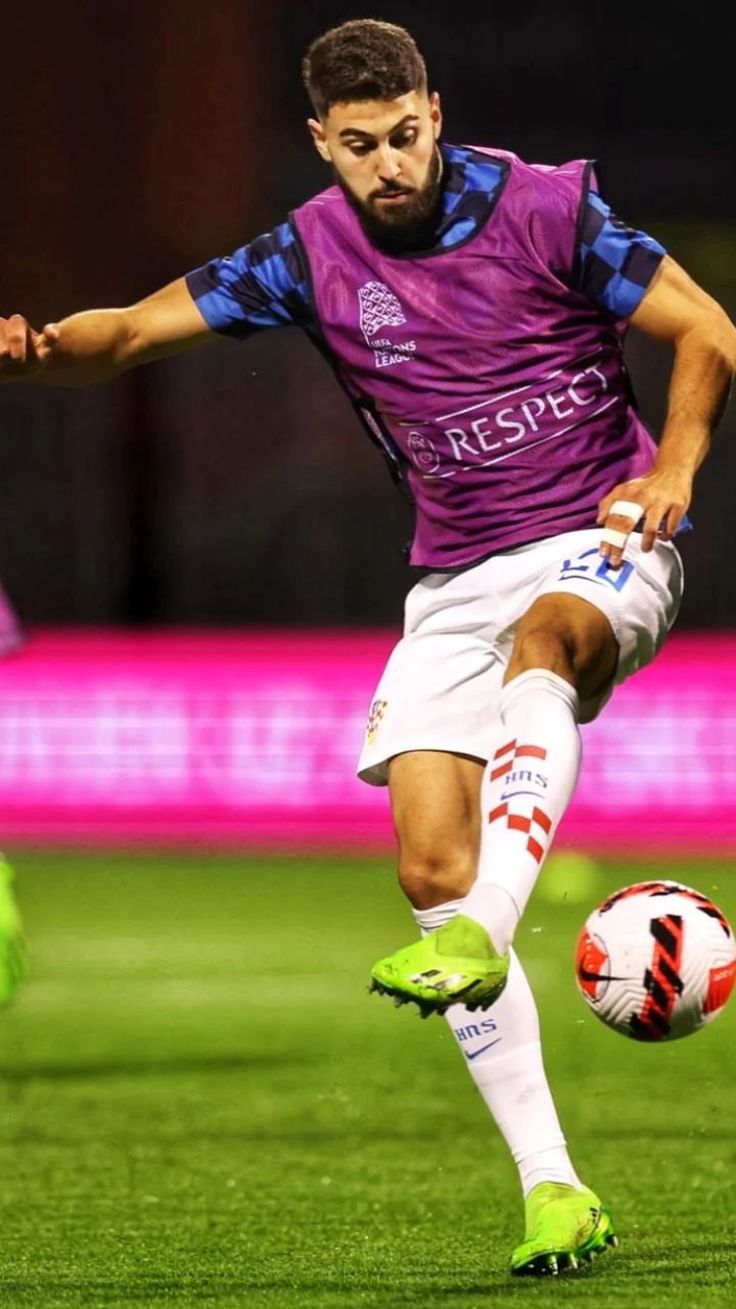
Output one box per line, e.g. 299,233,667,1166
390,130,418,149
349,143,372,157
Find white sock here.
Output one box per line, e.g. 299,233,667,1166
462,668,581,952
414,900,582,1196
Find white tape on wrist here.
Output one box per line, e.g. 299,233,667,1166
600,527,629,549
609,499,643,522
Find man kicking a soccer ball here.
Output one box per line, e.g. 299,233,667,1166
1,18,734,1278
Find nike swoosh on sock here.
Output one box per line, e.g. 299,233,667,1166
464,1037,503,1060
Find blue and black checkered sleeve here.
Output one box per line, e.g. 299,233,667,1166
576,191,666,319
185,220,312,339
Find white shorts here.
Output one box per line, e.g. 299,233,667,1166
357,527,683,786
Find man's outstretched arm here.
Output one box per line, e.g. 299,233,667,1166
0,278,214,387
598,254,736,565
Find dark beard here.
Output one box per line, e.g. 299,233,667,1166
335,146,444,254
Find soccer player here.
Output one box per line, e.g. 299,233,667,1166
1,18,734,1277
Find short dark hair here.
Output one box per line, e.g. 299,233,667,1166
302,19,427,118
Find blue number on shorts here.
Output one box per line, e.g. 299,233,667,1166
558,547,634,592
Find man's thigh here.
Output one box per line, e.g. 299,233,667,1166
357,528,683,784
504,591,619,702
509,531,684,720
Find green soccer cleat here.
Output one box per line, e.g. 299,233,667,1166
510,1182,618,1276
0,856,27,1008
370,914,509,1016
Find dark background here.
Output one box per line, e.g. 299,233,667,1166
1,0,733,628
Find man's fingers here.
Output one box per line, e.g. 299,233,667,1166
1,315,30,363
638,505,662,553
598,483,689,560
605,501,683,555
599,519,629,568
596,495,616,525
599,498,644,567
599,543,627,569
600,524,630,549
599,500,639,557
32,323,60,360
664,505,683,538
0,315,54,376
597,488,644,524
659,503,687,540
608,499,644,524
0,314,51,369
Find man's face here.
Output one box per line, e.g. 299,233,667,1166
308,90,443,248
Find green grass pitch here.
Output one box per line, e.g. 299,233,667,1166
0,851,734,1308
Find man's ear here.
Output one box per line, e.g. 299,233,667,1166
428,91,442,140
307,117,332,164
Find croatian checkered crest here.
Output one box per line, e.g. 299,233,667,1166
358,282,406,340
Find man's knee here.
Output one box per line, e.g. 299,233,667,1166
507,597,618,698
512,623,574,678
397,844,476,910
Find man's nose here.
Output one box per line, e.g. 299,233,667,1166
376,145,402,181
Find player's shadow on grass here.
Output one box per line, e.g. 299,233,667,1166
0,1049,309,1082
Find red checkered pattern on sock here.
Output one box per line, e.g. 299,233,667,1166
487,801,552,863
489,738,547,781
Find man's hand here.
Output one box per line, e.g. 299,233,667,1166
0,314,60,380
1,283,213,387
603,255,736,572
597,469,692,569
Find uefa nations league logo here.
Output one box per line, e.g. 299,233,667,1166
358,281,407,339
357,282,417,369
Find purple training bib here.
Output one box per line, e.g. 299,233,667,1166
292,148,658,569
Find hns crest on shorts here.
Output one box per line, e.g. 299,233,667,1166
357,282,416,369
366,698,389,744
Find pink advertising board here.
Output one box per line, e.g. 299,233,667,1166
0,628,733,853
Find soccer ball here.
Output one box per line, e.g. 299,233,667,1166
575,881,736,1041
